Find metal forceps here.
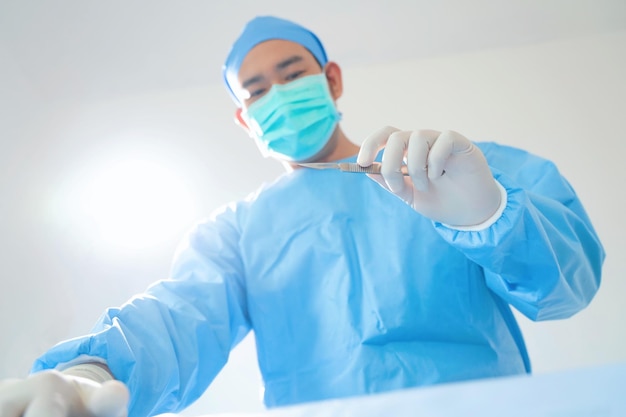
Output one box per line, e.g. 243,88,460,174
298,162,410,175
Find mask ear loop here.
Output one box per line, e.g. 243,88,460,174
242,113,275,158
320,66,342,120
321,60,344,104
233,106,273,158
321,63,332,89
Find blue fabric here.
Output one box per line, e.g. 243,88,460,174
223,16,328,104
32,142,604,417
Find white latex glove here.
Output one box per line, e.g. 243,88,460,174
357,127,504,229
0,366,129,417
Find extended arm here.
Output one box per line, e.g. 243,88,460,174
436,142,604,320
30,203,251,416
357,128,604,321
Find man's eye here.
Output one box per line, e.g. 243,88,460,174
250,88,266,98
285,71,305,81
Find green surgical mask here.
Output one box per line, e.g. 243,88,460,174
243,73,341,162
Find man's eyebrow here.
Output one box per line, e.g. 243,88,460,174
275,55,304,71
241,55,305,89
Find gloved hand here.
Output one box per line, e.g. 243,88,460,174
0,366,129,417
357,127,504,228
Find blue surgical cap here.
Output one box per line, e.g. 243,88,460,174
222,16,328,105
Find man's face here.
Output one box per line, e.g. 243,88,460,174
234,39,324,108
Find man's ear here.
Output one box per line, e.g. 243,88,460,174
324,62,343,101
234,108,251,135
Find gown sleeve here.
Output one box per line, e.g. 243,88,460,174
434,142,605,321
32,202,251,417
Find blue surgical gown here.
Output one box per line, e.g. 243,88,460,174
33,142,604,417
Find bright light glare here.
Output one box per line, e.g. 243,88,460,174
79,157,196,250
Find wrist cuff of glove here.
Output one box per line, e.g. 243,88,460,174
443,180,507,232
62,363,114,384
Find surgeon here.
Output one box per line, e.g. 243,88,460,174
0,15,604,417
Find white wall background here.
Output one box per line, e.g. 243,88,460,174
1,5,625,417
